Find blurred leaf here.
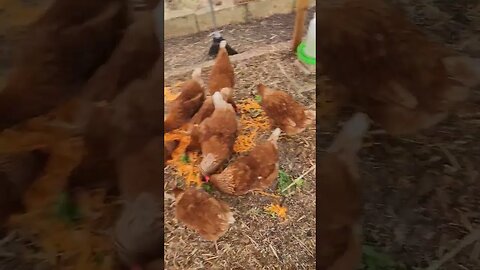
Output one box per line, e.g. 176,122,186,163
277,170,291,195
94,252,104,265
277,170,303,195
180,154,190,164
55,192,81,224
296,178,305,187
254,95,262,103
362,245,406,270
202,182,214,193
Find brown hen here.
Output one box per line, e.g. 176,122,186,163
113,192,163,269
317,0,480,135
257,84,315,135
164,140,179,167
318,112,370,270
209,128,280,195
198,92,238,176
0,149,49,225
164,68,206,133
190,88,235,127
0,0,130,130
117,136,163,201
187,87,236,152
68,60,163,191
61,11,161,132
208,40,235,95
173,187,235,241
80,11,160,106
113,135,164,268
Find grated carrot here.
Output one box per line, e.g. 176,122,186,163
264,204,288,220
233,98,270,153
164,128,202,187
164,95,271,186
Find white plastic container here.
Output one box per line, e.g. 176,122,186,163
304,13,316,59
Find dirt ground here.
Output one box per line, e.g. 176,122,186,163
164,50,316,269
318,1,480,269
164,7,316,71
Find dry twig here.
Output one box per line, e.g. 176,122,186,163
426,228,480,270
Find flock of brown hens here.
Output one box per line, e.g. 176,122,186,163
163,36,316,252
1,0,479,269
0,0,318,268
317,0,480,269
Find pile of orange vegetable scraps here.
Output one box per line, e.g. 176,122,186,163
164,130,202,187
234,98,270,153
0,119,117,269
164,85,202,187
9,189,116,270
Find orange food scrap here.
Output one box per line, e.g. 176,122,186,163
164,87,179,102
233,98,270,153
265,204,288,220
8,189,116,269
164,128,202,187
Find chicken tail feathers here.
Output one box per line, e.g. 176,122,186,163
220,40,227,49
212,91,230,110
328,112,370,155
192,67,203,85
268,128,282,144
256,83,270,97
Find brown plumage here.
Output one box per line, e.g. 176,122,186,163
80,11,160,104
198,92,238,176
189,88,235,127
317,0,480,135
0,149,49,225
113,192,163,268
318,113,369,270
208,40,235,95
187,88,236,152
174,187,234,241
68,60,163,191
164,68,206,133
209,128,280,195
144,259,163,270
164,140,179,167
0,0,130,131
113,136,164,268
257,84,315,135
64,11,160,132
117,136,163,201
95,61,164,157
